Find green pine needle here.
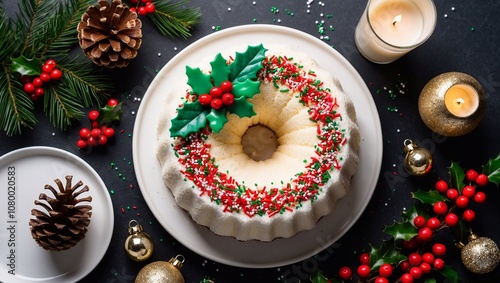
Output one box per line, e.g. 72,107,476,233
43,83,85,131
148,0,201,38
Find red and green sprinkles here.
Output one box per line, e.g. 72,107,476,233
172,54,347,218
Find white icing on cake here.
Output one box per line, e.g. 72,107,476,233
157,45,360,241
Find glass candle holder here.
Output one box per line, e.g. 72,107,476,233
418,72,486,136
355,0,437,64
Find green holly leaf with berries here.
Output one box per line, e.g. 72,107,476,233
97,102,123,125
369,239,407,271
170,44,268,138
402,202,431,223
440,265,460,283
308,270,331,283
383,220,418,241
449,162,466,192
483,154,500,185
11,55,42,76
411,188,448,205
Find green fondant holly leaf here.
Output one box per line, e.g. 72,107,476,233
210,53,230,86
206,108,228,133
384,220,418,241
229,44,268,83
411,188,448,205
11,55,42,76
369,239,407,271
449,162,466,192
227,96,256,118
233,79,261,98
186,66,213,95
483,154,500,185
169,101,210,137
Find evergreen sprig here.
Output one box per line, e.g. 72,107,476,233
145,0,201,38
0,0,112,136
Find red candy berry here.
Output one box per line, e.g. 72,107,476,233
476,173,489,187
222,93,235,105
466,169,479,182
220,80,233,93
435,180,448,193
210,86,223,98
198,94,212,106
210,98,223,110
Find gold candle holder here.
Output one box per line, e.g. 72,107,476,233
418,72,486,136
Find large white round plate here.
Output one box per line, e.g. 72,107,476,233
0,146,114,282
133,24,382,268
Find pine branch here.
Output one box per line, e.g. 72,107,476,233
58,57,113,107
0,65,37,136
43,82,85,131
0,9,20,62
147,0,201,38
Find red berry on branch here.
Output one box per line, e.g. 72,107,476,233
463,209,476,222
76,139,88,149
42,63,54,74
21,75,31,84
33,77,43,88
210,86,223,98
88,110,99,121
130,7,137,13
87,136,98,147
357,264,371,278
435,180,448,193
413,215,426,229
130,0,139,3
378,263,393,277
210,98,223,110
145,2,155,13
399,260,410,271
400,273,414,283
359,252,370,265
40,73,51,82
103,127,115,138
45,59,56,68
432,243,447,256
419,262,431,274
50,69,62,80
426,217,441,230
462,185,476,198
455,195,469,208
107,98,119,107
409,266,422,279
138,6,148,15
34,88,44,97
91,128,102,138
91,121,99,129
422,252,435,264
474,191,486,203
476,173,489,186
444,213,459,226
418,227,433,242
338,267,352,280
433,201,448,215
433,258,445,270
466,169,479,182
29,93,38,101
408,253,422,266
375,277,389,283
141,0,152,3
24,83,35,94
220,80,233,93
198,94,212,106
403,237,418,250
446,188,459,200
79,128,91,139
98,135,107,145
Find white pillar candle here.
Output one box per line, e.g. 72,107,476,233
355,0,437,64
444,84,480,118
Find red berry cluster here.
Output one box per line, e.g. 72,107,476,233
21,59,62,101
198,81,235,110
129,0,155,15
336,169,490,283
76,98,119,149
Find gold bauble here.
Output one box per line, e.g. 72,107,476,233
124,220,154,262
403,139,433,176
135,255,185,283
418,72,486,136
460,233,500,274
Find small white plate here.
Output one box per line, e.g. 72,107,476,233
133,24,383,268
0,146,114,282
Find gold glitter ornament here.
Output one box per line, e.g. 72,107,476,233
459,232,500,274
403,139,433,176
135,255,185,283
124,220,154,262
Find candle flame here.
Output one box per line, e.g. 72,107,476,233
392,14,402,26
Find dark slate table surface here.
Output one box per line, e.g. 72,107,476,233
1,0,500,282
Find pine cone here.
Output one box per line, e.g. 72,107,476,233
77,0,142,68
29,176,92,251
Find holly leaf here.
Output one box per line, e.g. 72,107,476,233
483,154,500,186
233,79,261,99
402,202,430,223
411,188,448,205
440,265,460,283
186,66,213,95
97,102,123,125
449,162,466,192
11,55,42,76
206,108,228,133
383,221,418,241
308,270,329,283
424,277,437,283
369,239,407,271
169,102,210,138
210,53,230,87
227,96,256,118
229,44,268,83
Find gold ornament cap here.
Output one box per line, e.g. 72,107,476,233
135,255,185,283
403,139,433,176
418,72,486,136
124,220,154,262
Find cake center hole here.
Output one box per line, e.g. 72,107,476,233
241,125,278,162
